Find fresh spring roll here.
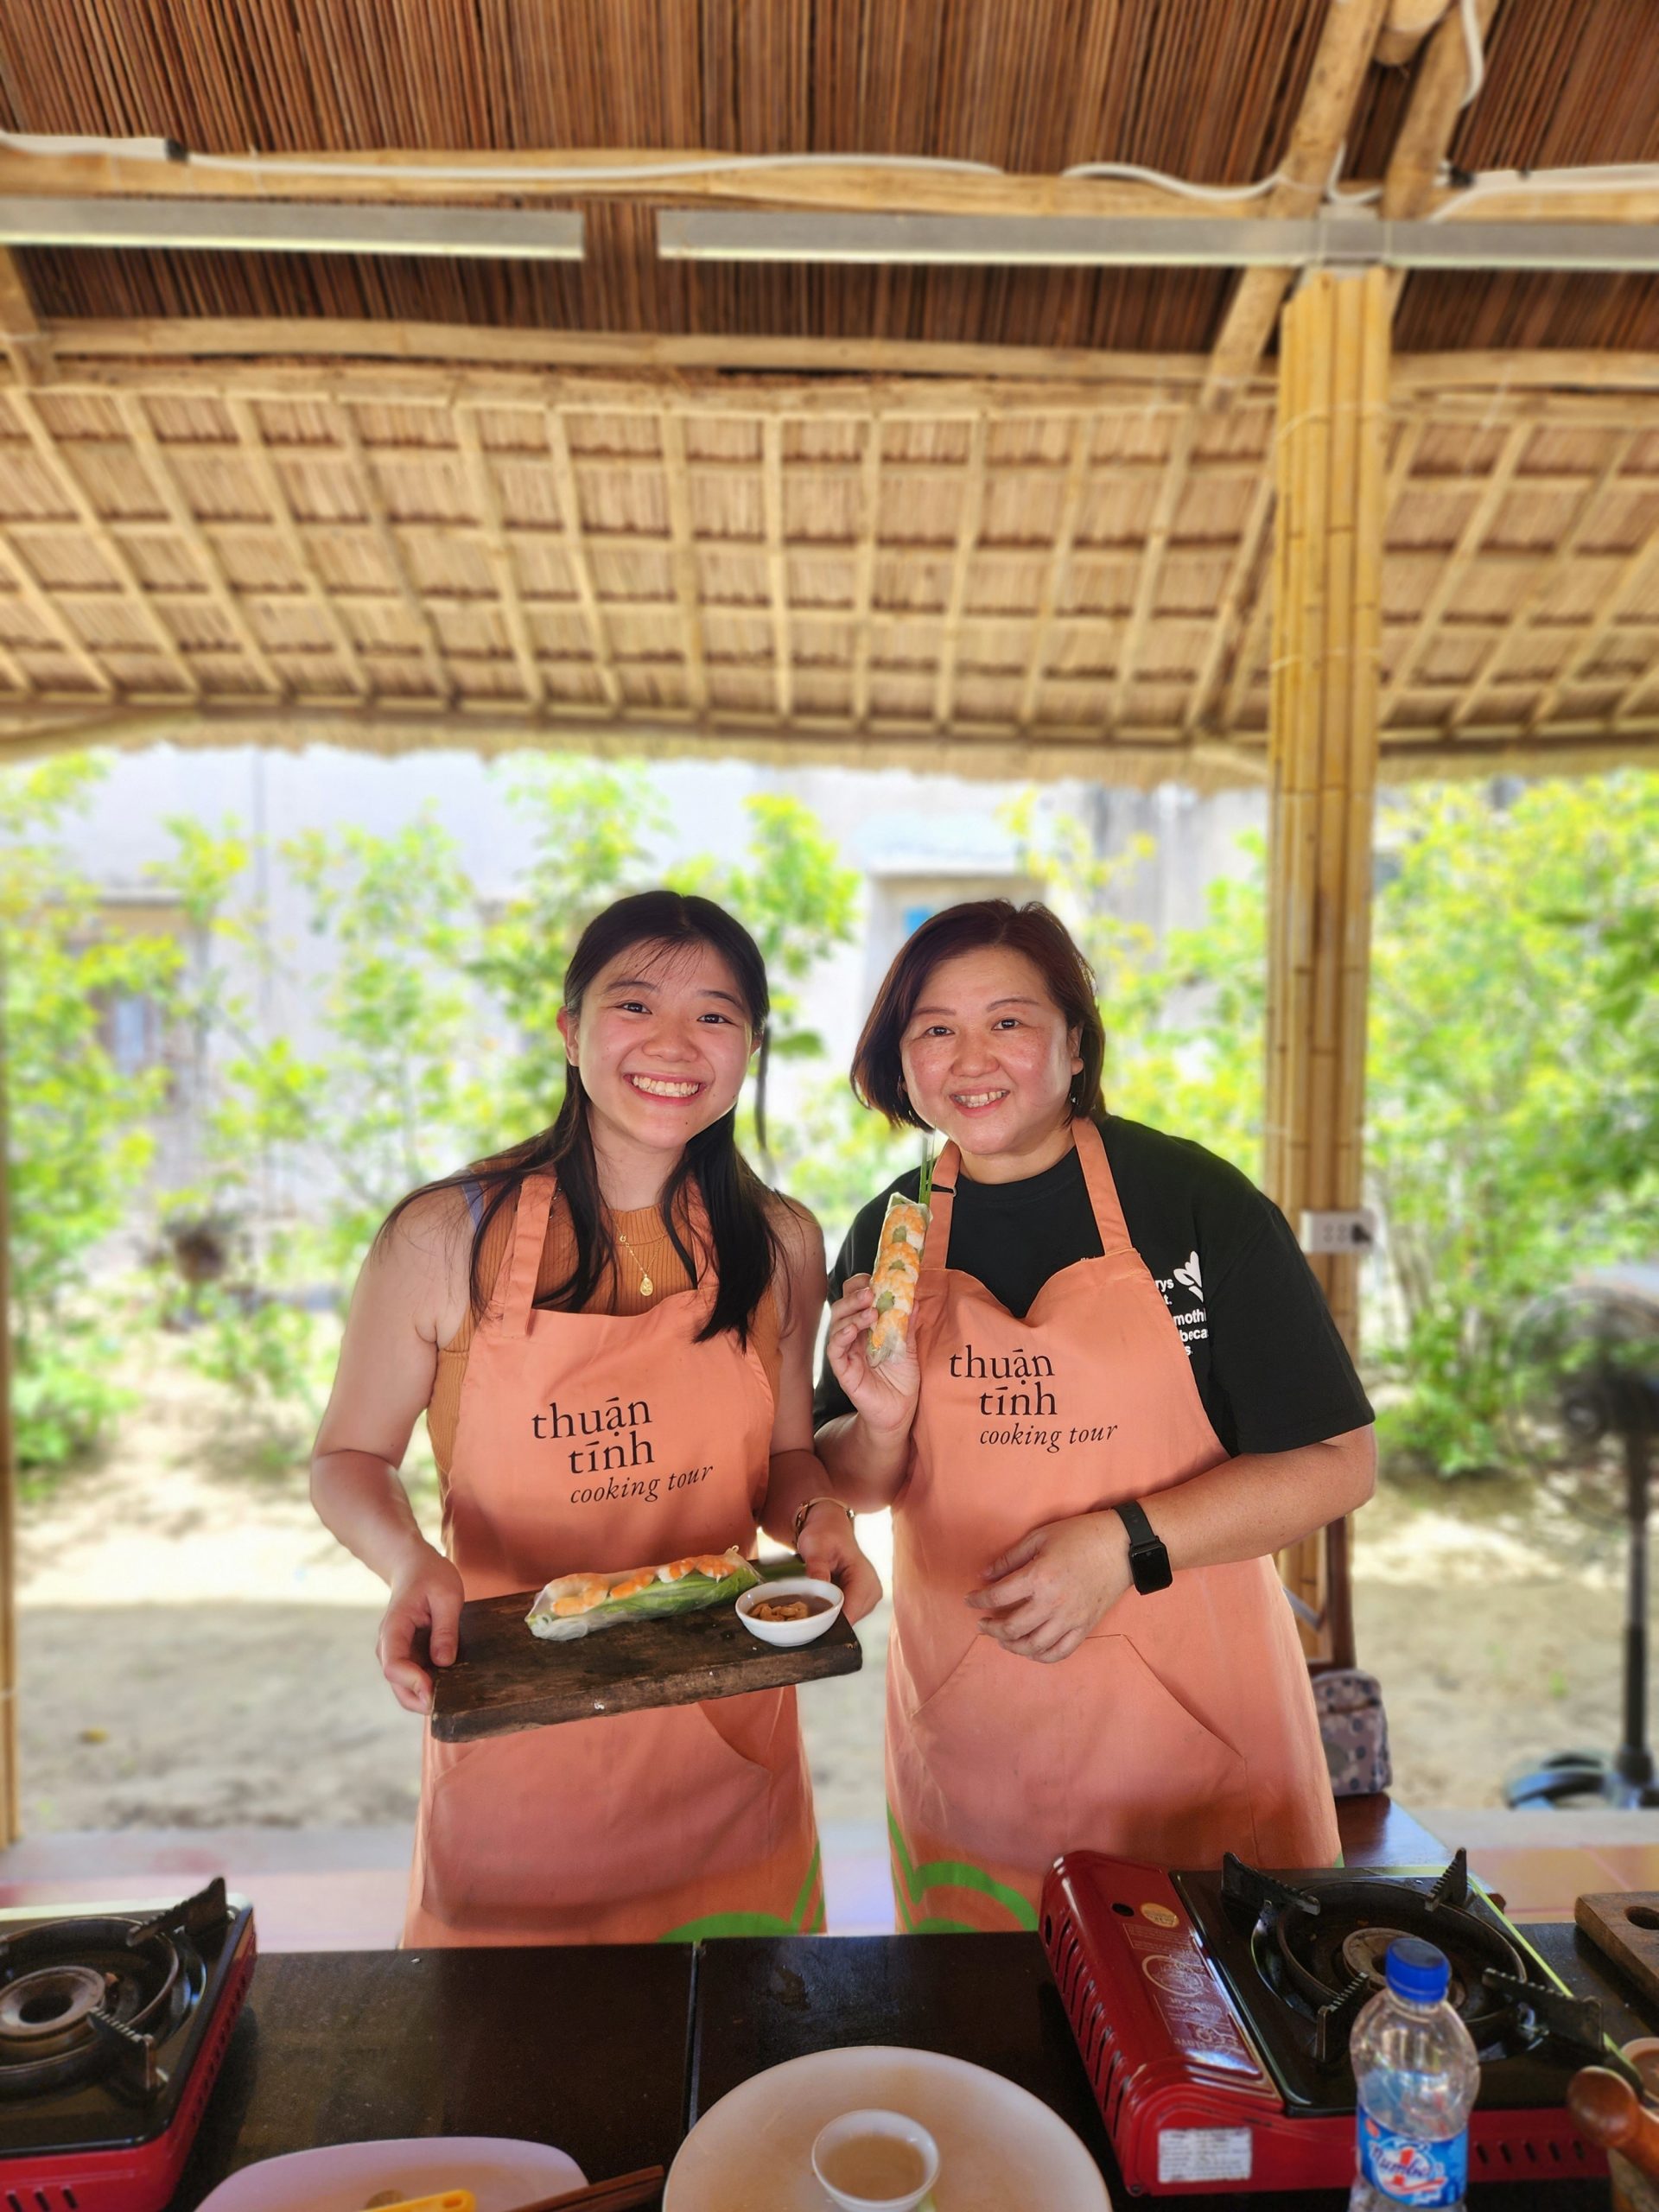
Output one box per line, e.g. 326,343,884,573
868,1189,930,1367
525,1546,761,1642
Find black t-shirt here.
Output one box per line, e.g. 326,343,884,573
814,1114,1373,1458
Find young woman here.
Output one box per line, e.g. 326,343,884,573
313,890,879,1946
817,900,1374,1933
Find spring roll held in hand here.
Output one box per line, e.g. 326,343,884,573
868,1176,931,1368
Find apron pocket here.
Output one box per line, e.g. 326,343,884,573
1067,1634,1258,1867
421,1702,776,1927
901,1630,1256,1878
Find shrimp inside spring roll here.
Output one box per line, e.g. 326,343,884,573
868,1191,929,1366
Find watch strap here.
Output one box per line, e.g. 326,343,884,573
1114,1498,1173,1594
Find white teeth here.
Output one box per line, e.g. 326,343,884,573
629,1075,702,1098
953,1090,1009,1108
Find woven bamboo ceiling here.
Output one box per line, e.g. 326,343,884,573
0,0,1655,784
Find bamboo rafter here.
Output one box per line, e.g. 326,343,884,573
1526,522,1659,734
454,405,544,709
761,416,792,726
934,416,989,732
332,404,454,703
115,391,285,698
543,405,622,713
1448,427,1638,731
0,365,1651,775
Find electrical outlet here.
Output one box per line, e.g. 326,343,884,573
1300,1208,1378,1254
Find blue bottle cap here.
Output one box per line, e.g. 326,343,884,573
1385,1937,1451,2003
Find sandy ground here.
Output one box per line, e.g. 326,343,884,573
13,1345,1634,1834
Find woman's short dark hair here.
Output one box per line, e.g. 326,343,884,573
851,899,1105,1131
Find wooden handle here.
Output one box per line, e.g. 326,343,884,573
1570,2069,1659,2177
500,2166,664,2212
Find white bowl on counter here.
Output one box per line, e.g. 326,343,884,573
735,1575,844,1647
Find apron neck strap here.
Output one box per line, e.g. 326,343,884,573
498,1173,557,1336
920,1120,1130,1268
920,1144,959,1274
1074,1115,1134,1253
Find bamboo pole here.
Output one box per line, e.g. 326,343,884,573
1265,265,1389,1669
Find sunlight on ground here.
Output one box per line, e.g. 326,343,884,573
11,1338,1635,1831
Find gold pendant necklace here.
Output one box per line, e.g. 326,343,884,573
612,1222,656,1299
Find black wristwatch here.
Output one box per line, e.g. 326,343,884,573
1115,1499,1173,1594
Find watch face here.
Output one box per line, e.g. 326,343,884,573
1132,1542,1173,1593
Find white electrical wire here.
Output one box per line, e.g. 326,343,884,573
1427,160,1659,219
0,128,1283,202
1056,160,1285,198
1458,0,1485,107
2,123,1654,231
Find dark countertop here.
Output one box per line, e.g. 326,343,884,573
169,1944,695,2209
165,1798,1649,2211
168,1915,1652,2210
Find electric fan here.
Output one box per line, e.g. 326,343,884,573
1502,1263,1659,1808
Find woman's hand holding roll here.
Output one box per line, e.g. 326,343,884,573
825,1271,922,1436
968,1511,1132,1664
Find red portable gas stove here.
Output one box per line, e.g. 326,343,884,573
0,1877,255,2212
1042,1848,1617,2196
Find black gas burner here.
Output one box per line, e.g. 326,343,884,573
1174,1853,1614,2112
0,1880,226,2102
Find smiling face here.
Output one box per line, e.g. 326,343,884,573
557,938,757,1185
899,944,1084,1183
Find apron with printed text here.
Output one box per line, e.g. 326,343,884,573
886,1120,1339,1933
404,1173,821,1946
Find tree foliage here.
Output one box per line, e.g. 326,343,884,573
1017,772,1659,1475
11,748,1655,1483
1,759,183,1465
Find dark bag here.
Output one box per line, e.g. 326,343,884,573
1312,1667,1392,1797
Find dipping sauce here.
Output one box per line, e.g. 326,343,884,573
748,1594,836,1624
817,2134,929,2199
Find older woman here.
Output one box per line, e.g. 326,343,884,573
817,899,1373,1932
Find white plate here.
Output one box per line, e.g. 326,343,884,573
194,2134,585,2212
665,2045,1110,2212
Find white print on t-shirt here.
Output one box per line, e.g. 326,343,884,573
1154,1249,1209,1357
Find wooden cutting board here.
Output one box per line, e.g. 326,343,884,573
1576,1891,1659,2011
429,1579,862,1742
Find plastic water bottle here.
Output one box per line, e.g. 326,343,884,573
1349,1937,1481,2211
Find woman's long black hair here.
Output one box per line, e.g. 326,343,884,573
385,890,781,1345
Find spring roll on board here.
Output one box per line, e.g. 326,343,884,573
526,1547,760,1641
868,1173,931,1367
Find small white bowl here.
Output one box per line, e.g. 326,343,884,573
810,2108,940,2212
735,1575,844,1647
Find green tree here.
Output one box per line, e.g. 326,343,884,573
1366,775,1659,1472
0,756,184,1467
672,793,862,1181
471,758,666,1141
1007,792,1264,1175
1018,772,1659,1476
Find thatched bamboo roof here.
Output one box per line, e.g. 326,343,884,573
0,0,1655,782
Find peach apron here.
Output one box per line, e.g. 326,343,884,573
886,1120,1338,1934
404,1173,822,1947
